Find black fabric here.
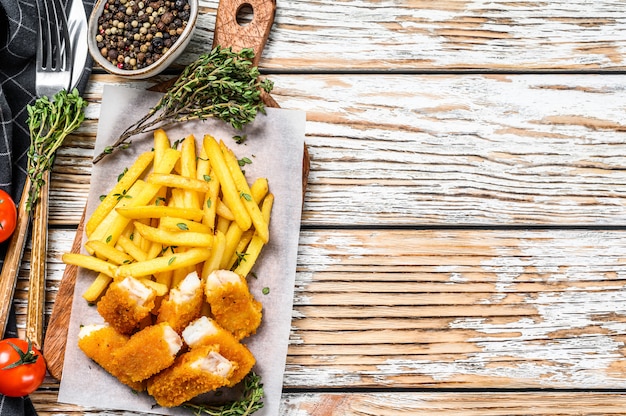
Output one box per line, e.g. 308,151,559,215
0,0,94,413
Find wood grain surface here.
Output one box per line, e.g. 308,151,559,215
11,0,626,414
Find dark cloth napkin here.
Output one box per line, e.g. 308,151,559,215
0,0,94,414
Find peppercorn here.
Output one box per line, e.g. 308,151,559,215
96,0,190,70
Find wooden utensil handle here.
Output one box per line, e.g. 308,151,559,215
26,172,49,350
213,0,276,66
0,177,32,338
43,207,85,380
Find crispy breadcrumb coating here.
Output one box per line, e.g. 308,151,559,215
113,322,183,382
156,271,203,333
97,276,156,334
77,324,146,391
182,316,256,387
204,270,262,340
147,345,236,408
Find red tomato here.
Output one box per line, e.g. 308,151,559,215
0,189,16,243
0,338,46,397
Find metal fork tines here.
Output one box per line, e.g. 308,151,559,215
36,0,72,97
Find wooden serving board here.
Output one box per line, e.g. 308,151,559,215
42,0,310,380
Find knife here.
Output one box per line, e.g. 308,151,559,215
41,0,89,379
67,0,89,90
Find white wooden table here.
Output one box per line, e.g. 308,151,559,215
16,0,626,413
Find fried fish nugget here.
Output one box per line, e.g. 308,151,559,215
113,322,183,382
182,316,255,387
156,271,203,333
78,324,145,391
97,276,156,334
204,270,262,340
147,345,235,408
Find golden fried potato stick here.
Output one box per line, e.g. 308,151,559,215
220,144,269,243
86,151,154,237
82,273,112,303
116,247,211,278
159,217,212,234
180,135,201,210
116,235,148,262
203,135,251,231
153,129,171,164
201,230,226,280
97,148,180,248
87,180,147,252
62,253,116,277
133,221,213,247
234,193,274,277
85,240,134,265
147,173,212,194
116,205,205,222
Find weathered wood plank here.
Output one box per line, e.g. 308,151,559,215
57,73,626,226
28,389,626,415
178,0,626,71
14,228,626,390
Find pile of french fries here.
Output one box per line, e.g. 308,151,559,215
62,129,273,303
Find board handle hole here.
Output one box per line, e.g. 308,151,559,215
236,3,254,26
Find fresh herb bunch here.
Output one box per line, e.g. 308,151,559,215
185,372,264,416
26,89,87,211
93,46,274,163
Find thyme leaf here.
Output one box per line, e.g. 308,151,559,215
185,372,264,416
93,46,273,163
26,89,87,211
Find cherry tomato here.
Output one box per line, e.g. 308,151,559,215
0,189,16,243
0,338,46,397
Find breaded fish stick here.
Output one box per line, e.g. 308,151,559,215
97,276,156,334
78,324,145,391
156,271,203,333
113,322,183,382
147,344,235,408
204,270,262,340
182,316,255,387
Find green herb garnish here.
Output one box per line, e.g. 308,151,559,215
26,89,87,210
185,372,264,416
93,46,273,163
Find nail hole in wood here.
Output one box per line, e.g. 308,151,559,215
236,3,254,26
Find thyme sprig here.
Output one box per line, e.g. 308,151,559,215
185,372,264,416
93,46,274,163
26,89,87,211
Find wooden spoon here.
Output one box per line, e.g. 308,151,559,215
42,0,287,380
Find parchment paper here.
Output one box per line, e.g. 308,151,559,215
58,85,306,415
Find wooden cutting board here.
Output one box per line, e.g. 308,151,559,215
42,0,310,380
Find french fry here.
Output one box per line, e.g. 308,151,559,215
87,180,147,250
85,240,134,265
97,148,180,248
82,273,113,303
216,199,234,221
147,173,212,194
133,221,213,247
216,215,230,235
234,193,274,277
140,278,169,296
220,221,245,269
227,229,255,270
202,170,220,231
180,135,201,209
116,247,211,278
153,129,171,164
116,205,205,222
86,151,154,236
203,135,251,231
62,253,116,277
159,217,212,234
117,234,148,262
201,230,226,279
221,145,269,243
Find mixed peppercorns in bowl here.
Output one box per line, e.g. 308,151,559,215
88,0,198,78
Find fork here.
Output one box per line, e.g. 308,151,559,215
0,0,74,344
27,0,73,349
